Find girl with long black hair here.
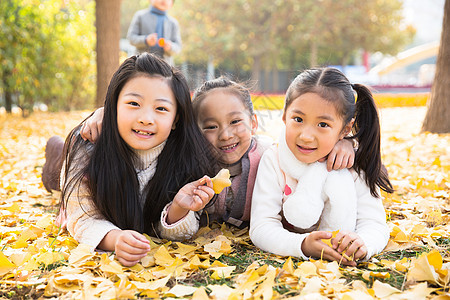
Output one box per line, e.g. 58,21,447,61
60,53,217,266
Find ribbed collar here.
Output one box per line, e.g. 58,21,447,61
133,141,166,171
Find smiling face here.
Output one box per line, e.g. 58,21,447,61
283,92,353,164
197,89,257,165
117,75,177,151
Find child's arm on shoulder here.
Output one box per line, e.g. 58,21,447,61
80,107,104,143
320,139,355,171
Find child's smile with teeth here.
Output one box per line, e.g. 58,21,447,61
220,143,238,152
197,89,258,165
117,76,177,151
133,129,154,136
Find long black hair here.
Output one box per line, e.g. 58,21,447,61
61,53,217,234
284,67,393,197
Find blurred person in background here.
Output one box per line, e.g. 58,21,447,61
127,0,181,65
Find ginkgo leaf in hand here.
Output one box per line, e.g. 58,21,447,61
211,169,231,194
321,230,339,247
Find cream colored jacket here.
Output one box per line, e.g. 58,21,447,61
62,141,197,251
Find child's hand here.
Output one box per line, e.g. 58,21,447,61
319,139,355,171
146,33,158,46
301,231,353,265
331,231,367,265
104,229,151,267
302,231,345,262
167,176,215,224
163,40,172,52
81,107,104,143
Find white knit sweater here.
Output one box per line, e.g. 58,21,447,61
249,129,389,260
63,141,198,251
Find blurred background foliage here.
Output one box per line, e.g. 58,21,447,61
0,0,95,114
1,0,415,113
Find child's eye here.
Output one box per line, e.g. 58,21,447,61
156,106,169,112
231,119,242,125
293,117,303,123
318,122,329,128
203,125,217,130
128,101,139,107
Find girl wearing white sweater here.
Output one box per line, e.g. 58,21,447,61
59,53,217,267
250,67,393,266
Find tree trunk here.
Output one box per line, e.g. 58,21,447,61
95,0,121,107
422,0,450,133
2,70,13,112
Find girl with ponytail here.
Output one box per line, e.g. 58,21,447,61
250,67,393,266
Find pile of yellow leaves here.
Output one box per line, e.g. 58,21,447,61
0,107,448,299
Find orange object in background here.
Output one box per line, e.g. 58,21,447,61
158,38,165,47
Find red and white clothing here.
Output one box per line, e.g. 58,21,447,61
250,128,389,260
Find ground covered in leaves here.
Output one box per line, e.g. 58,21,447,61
0,107,448,299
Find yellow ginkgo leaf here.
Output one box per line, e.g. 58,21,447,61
294,261,317,277
425,209,443,226
154,246,175,267
0,251,16,276
165,284,198,298
321,230,339,247
191,286,210,300
68,244,93,265
6,203,21,213
372,280,401,298
210,266,235,279
211,169,231,194
282,257,295,275
99,254,123,275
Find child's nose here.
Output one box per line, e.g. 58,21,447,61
139,110,154,125
218,126,233,140
299,128,314,142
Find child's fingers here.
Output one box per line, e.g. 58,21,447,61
190,195,206,211
117,247,148,260
321,246,348,264
89,123,100,143
203,176,213,188
332,154,344,170
193,188,210,202
123,233,150,251
353,245,368,261
197,185,215,199
80,122,89,141
326,152,336,171
197,175,213,188
117,257,141,267
130,231,151,246
337,236,353,253
312,231,332,240
344,238,364,258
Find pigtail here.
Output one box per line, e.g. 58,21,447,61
352,83,393,197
